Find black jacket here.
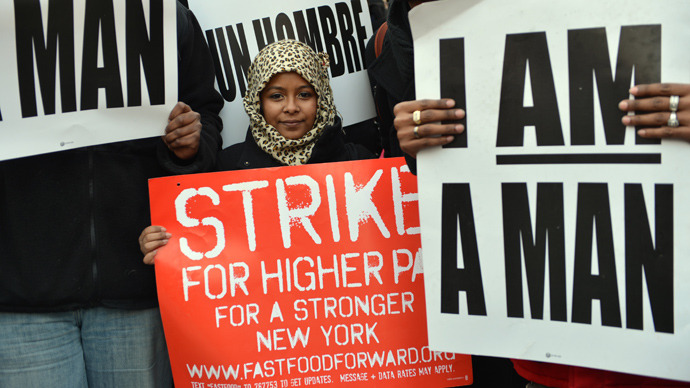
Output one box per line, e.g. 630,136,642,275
364,0,418,172
365,0,415,159
217,116,374,171
0,3,223,312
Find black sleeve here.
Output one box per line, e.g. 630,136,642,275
158,2,224,174
345,143,377,161
404,153,417,175
365,30,401,158
215,143,242,171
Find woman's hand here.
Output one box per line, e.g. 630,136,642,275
393,99,465,157
619,83,690,142
164,102,202,160
139,226,171,265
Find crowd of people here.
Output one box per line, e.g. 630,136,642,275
1,0,688,387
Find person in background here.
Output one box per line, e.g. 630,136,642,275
368,0,388,31
366,1,528,386
393,85,690,388
0,2,223,387
364,0,438,158
140,39,374,263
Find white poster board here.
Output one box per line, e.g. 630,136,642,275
412,0,690,382
188,0,376,147
0,0,178,161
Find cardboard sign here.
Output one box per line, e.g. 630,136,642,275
187,0,376,146
149,158,472,388
0,0,178,161
411,0,690,382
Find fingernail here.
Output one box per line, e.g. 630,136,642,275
638,129,646,137
622,116,631,125
456,125,464,133
629,86,638,94
446,99,455,107
618,101,628,110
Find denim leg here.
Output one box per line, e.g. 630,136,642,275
0,311,88,388
81,307,172,388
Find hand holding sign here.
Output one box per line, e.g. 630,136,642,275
392,99,464,157
149,158,473,387
410,0,690,381
139,225,171,265
164,102,203,160
619,83,690,141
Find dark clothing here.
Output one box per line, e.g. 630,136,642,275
471,356,528,388
364,0,418,172
365,2,526,387
217,117,374,171
0,3,223,312
365,0,415,159
513,360,690,388
340,0,389,157
343,119,383,158
368,0,388,31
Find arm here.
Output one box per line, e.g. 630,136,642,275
158,4,224,173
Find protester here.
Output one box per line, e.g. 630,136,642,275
140,39,374,264
217,39,374,170
0,2,223,387
365,0,436,158
368,0,388,31
334,0,389,157
364,1,529,387
393,83,690,387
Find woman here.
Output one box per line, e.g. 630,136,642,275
140,39,374,263
216,39,373,170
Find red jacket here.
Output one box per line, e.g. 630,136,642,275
512,360,690,388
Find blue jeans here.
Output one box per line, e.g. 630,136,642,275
0,307,172,388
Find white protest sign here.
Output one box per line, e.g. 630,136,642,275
0,0,178,161
188,0,376,147
411,0,690,382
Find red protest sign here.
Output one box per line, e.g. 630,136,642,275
149,157,472,388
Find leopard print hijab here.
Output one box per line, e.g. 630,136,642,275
243,40,336,166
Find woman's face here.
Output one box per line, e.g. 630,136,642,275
260,72,318,140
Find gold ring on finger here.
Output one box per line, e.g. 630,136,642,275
412,110,422,125
413,126,421,139
669,95,680,112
